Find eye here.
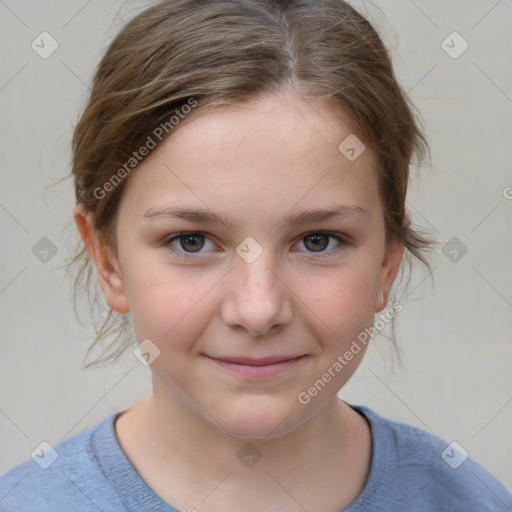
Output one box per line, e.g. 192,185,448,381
295,231,349,256
164,232,217,256
163,230,351,259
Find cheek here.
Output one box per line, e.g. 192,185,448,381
124,265,213,351
122,240,381,354
298,262,380,346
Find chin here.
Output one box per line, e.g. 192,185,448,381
210,394,306,440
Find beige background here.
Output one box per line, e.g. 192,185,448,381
1,0,511,491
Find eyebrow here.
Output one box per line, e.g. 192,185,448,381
142,203,370,230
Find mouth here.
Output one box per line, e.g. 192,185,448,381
204,354,307,380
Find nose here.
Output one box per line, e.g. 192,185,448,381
220,254,293,337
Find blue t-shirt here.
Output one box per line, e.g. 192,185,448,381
1,405,511,511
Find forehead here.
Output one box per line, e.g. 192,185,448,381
119,92,381,225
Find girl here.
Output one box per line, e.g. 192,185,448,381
1,0,510,510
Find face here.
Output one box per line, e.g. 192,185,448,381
82,91,403,439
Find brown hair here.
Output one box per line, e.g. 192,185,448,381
65,0,438,369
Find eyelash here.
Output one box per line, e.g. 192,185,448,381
163,231,351,259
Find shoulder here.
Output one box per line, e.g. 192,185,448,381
350,405,512,512
0,414,123,512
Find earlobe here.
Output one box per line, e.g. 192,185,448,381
73,204,130,314
376,238,404,312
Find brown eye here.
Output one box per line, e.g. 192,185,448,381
303,233,330,252
296,232,348,256
178,233,205,252
165,232,215,255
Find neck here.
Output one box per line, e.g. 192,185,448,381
115,375,371,511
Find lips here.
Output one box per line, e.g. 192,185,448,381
204,354,307,380
206,355,304,366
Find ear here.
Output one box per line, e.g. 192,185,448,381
375,236,404,312
73,204,130,314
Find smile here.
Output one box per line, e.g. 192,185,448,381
204,355,307,380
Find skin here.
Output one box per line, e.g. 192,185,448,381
74,90,404,511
